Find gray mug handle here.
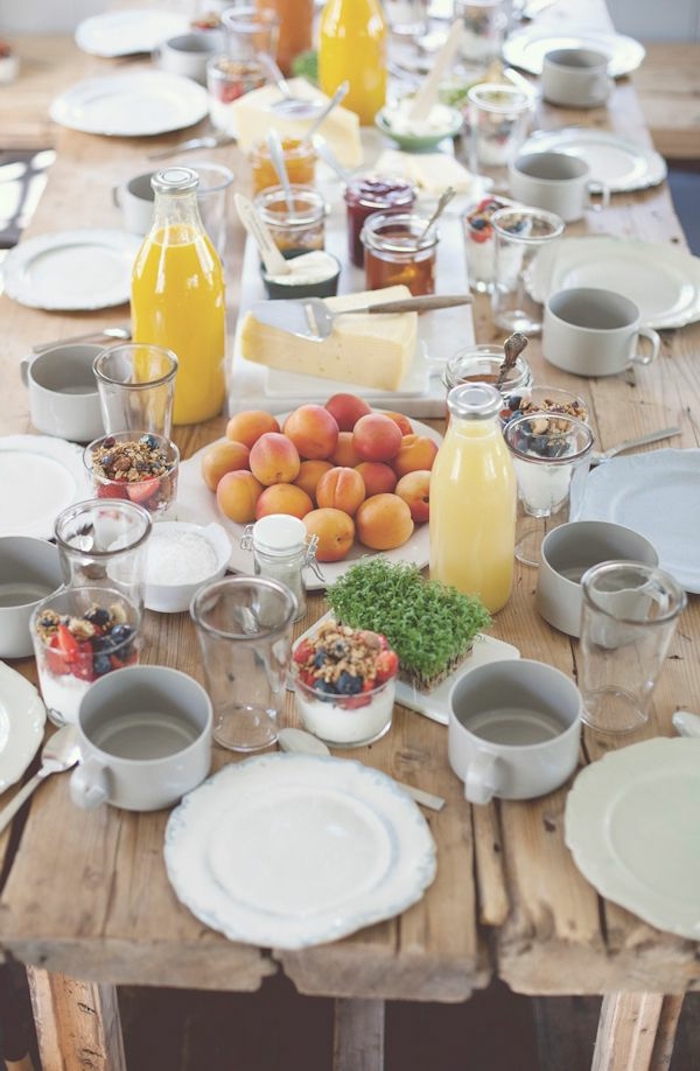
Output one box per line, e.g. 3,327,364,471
20,355,33,387
464,752,504,806
70,756,110,810
587,179,610,213
630,326,660,366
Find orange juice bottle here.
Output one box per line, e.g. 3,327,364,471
256,0,314,76
318,0,387,126
131,167,226,426
429,383,516,613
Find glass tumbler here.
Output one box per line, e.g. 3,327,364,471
191,161,235,262
54,499,152,611
93,343,178,440
491,206,564,334
579,561,687,735
190,575,297,752
504,411,594,567
456,0,509,69
221,5,280,62
467,83,534,183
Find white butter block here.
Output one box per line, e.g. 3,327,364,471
374,149,475,195
230,78,363,169
239,285,418,392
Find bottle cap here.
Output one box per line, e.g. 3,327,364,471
447,382,502,420
252,514,307,556
151,167,200,195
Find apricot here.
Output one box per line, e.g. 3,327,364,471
352,412,403,462
303,508,355,562
329,431,362,468
255,482,313,520
315,466,366,517
294,459,333,503
201,439,250,492
392,434,439,477
395,470,431,523
324,392,372,431
216,470,263,524
249,431,301,485
355,493,414,550
283,404,339,460
355,461,398,497
225,409,280,448
384,410,413,436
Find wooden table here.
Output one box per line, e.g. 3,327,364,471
0,3,698,1069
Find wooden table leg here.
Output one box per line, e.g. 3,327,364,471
25,968,126,1071
591,992,684,1071
333,998,385,1071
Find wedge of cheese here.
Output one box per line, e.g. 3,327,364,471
230,78,363,169
373,149,475,195
239,286,418,392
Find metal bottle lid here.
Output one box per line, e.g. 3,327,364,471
151,167,200,195
446,382,503,421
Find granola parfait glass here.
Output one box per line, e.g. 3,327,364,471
455,0,509,72
504,411,594,567
83,432,180,521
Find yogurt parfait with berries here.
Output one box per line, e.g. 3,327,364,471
462,195,523,292
291,619,399,748
84,432,179,516
31,587,141,725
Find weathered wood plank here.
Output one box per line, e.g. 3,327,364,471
333,999,384,1071
591,993,684,1071
27,968,126,1071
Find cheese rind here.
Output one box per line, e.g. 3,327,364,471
239,286,417,392
230,78,363,169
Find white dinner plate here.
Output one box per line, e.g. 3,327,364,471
75,9,190,57
575,450,700,593
0,435,88,539
2,229,141,311
164,752,437,949
518,128,667,193
0,662,46,793
565,738,700,940
176,416,441,589
529,237,700,330
50,71,210,137
503,27,645,78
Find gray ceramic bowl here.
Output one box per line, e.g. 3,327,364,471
536,521,659,637
0,537,63,658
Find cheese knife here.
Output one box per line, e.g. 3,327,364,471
249,293,472,340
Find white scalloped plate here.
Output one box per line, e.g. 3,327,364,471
0,435,88,540
2,229,141,311
75,9,190,57
503,27,645,78
565,738,700,939
164,752,437,949
50,71,209,137
0,662,46,793
519,128,667,193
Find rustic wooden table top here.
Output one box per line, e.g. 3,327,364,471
0,1,698,1067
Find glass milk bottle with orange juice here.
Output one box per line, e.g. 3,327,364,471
131,167,226,426
429,383,516,613
318,0,387,126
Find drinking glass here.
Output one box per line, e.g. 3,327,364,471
504,411,594,567
491,206,564,334
93,343,178,440
190,575,297,752
221,5,280,61
384,0,430,38
456,0,509,69
579,561,687,735
467,83,533,185
54,499,152,611
191,161,235,262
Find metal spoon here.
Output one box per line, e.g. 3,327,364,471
0,724,80,836
32,322,132,354
256,52,321,118
277,727,446,811
266,129,295,212
419,186,457,241
303,80,350,141
589,426,681,466
148,133,235,161
312,135,352,184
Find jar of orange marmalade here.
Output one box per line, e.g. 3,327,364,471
248,136,316,195
361,211,438,296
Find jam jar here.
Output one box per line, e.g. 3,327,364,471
344,174,416,268
361,211,439,296
248,136,316,195
254,185,327,257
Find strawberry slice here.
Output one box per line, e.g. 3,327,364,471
97,482,128,500
375,649,399,683
57,623,80,662
45,635,69,676
127,478,160,505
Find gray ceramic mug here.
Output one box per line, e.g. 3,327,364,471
20,344,105,442
543,287,660,377
542,47,613,108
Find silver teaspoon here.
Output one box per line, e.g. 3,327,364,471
0,724,80,836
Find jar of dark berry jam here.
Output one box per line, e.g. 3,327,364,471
361,212,439,296
344,175,416,268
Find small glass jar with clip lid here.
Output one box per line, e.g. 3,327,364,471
240,513,321,621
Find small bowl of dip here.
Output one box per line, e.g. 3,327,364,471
375,99,464,152
262,250,341,300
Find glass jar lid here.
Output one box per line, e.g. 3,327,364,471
447,382,503,420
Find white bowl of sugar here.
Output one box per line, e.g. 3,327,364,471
143,521,230,613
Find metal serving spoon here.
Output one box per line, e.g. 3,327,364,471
32,322,132,353
277,727,446,811
0,724,80,836
266,129,295,212
303,80,350,141
589,425,681,465
256,52,322,118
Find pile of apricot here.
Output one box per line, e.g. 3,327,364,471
200,393,437,562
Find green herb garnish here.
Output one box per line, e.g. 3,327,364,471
291,49,318,85
326,559,491,691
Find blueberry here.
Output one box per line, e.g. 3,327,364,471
313,650,327,669
336,671,362,695
472,218,487,231
109,624,134,645
331,640,350,658
140,434,158,449
509,396,522,412
85,607,110,627
93,654,112,676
